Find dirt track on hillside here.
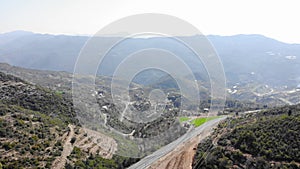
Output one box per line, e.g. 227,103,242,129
51,125,117,169
52,124,75,169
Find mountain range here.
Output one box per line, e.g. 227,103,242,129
0,31,300,88
1,30,300,169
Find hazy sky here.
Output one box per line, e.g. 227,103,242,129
0,0,299,43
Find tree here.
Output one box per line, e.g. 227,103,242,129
288,110,292,116
70,137,76,144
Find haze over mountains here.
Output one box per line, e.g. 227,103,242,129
0,30,300,88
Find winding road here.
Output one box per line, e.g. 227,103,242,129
128,116,227,169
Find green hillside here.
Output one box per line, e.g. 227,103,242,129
0,72,139,169
193,105,300,169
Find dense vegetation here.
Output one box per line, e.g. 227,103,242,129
0,72,77,124
220,115,300,162
193,105,300,169
0,103,67,168
66,153,139,169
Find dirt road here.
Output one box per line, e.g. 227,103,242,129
52,124,75,169
148,128,214,169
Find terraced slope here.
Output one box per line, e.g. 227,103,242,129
0,72,138,169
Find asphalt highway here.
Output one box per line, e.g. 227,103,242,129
128,116,227,169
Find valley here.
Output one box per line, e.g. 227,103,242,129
1,1,300,168
0,31,299,169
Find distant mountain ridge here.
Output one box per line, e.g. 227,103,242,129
0,31,88,71
0,31,300,87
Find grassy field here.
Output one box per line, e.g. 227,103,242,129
191,116,220,127
179,117,190,122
